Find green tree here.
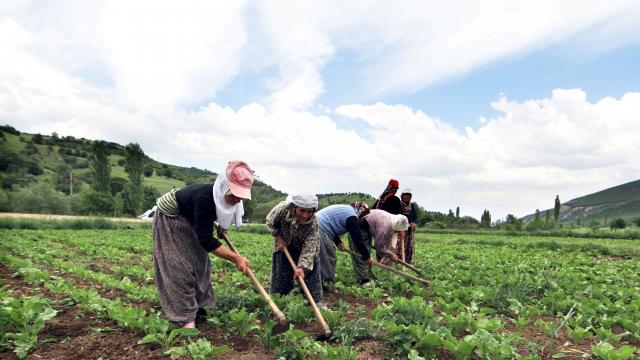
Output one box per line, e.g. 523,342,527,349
90,140,112,193
609,218,626,230
142,186,160,210
11,182,71,214
54,164,73,195
78,189,116,216
455,206,460,220
446,209,455,224
480,209,491,228
32,133,44,144
554,195,561,224
243,198,256,222
110,177,128,196
124,143,145,215
0,188,10,211
544,210,551,228
634,218,640,227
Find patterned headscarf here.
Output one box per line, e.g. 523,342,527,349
374,179,399,209
351,202,370,219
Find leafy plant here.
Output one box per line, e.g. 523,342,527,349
257,319,278,350
565,323,591,343
138,328,200,348
281,295,313,323
441,334,475,360
165,337,230,360
1,295,58,359
223,307,260,337
331,318,372,345
273,326,319,360
591,342,637,360
316,343,357,360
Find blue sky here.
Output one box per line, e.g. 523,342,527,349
214,32,640,133
2,1,640,219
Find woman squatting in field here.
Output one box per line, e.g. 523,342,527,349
152,160,254,328
349,209,409,285
267,193,328,309
317,202,374,289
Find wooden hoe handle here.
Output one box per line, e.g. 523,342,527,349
220,233,287,325
281,246,331,337
342,248,429,287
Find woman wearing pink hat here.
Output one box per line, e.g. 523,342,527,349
153,160,254,328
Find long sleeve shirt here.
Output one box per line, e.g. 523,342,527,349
362,209,394,257
266,201,320,271
403,203,418,224
374,195,403,215
174,183,222,252
316,205,371,260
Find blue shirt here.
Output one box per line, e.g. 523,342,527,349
316,205,358,239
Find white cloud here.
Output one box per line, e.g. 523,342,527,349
3,1,640,111
97,0,248,113
2,2,640,222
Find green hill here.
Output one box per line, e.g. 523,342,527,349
524,179,640,225
0,125,374,221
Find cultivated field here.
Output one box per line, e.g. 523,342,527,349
1,228,639,359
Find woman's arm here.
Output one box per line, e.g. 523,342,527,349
298,221,320,271
212,245,251,274
266,201,286,236
345,216,371,261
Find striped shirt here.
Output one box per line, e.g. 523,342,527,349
316,204,371,259
316,205,357,240
156,189,179,216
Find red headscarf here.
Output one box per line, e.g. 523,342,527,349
374,179,399,209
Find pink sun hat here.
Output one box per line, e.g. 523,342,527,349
226,160,254,200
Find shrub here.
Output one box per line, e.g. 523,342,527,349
26,163,43,176
78,189,116,216
609,218,627,230
11,182,71,214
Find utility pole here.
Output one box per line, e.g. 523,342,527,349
69,171,74,196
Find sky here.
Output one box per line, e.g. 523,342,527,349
1,0,640,221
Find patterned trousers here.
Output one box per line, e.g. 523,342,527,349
347,227,375,284
270,245,323,303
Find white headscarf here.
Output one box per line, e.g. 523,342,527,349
212,173,244,230
391,214,409,232
285,193,318,210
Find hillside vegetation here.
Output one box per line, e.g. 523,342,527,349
523,179,640,225
0,126,374,221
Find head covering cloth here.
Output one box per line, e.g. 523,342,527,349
374,179,399,209
285,193,318,210
351,202,371,219
212,172,244,230
390,214,409,232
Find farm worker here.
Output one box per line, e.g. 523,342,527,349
372,179,402,215
317,203,374,289
350,209,408,285
267,193,327,309
397,188,418,264
153,160,254,328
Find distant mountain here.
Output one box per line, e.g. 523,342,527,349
0,125,374,221
523,179,640,224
